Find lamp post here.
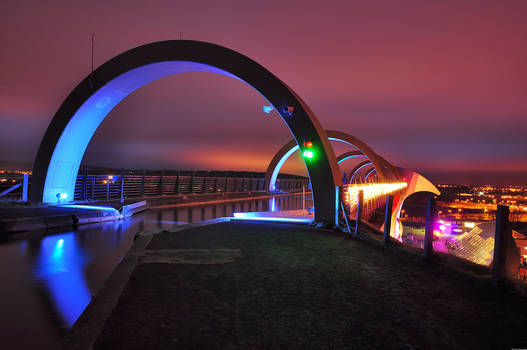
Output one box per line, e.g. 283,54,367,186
105,175,114,202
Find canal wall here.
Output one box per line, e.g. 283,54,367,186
0,191,306,234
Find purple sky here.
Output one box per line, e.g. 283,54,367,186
1,0,526,185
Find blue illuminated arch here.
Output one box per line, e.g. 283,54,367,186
268,145,300,191
337,154,367,164
337,151,401,184
264,131,398,192
268,148,368,191
349,162,373,183
364,168,377,180
31,40,342,224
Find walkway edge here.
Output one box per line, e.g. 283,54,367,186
61,218,231,349
61,232,153,350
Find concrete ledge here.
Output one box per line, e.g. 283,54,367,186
0,216,48,232
1,207,122,234
43,214,77,229
0,214,76,233
61,232,154,349
75,214,123,225
120,200,148,218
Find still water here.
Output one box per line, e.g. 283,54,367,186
0,194,303,349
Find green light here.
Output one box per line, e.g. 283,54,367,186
303,150,314,159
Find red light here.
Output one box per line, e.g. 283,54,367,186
303,141,313,148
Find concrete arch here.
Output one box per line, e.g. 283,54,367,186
336,151,368,164
30,40,341,224
388,168,441,241
264,130,391,191
337,151,400,182
365,168,377,180
348,161,374,184
326,130,389,180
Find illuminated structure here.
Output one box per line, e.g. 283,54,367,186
264,130,397,192
388,168,440,240
341,154,400,184
265,131,440,238
30,40,342,224
343,182,408,209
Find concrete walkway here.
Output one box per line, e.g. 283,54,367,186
69,221,527,349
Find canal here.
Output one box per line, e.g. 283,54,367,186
0,194,304,349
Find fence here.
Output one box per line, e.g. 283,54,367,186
342,189,527,285
1,172,308,202
340,183,408,223
0,174,28,201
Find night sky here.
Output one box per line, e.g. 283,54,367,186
1,0,526,185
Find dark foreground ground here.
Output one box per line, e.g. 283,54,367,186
92,221,527,349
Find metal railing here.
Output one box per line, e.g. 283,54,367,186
302,185,314,215
0,172,308,202
74,173,307,202
342,191,527,285
0,174,28,201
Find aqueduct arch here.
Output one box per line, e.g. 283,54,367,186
348,161,375,184
30,40,342,224
264,130,395,191
263,129,439,239
336,150,368,164
337,151,400,183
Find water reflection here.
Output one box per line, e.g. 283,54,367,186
0,194,303,350
36,234,91,328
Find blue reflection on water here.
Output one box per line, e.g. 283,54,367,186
4,194,303,340
35,234,92,327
